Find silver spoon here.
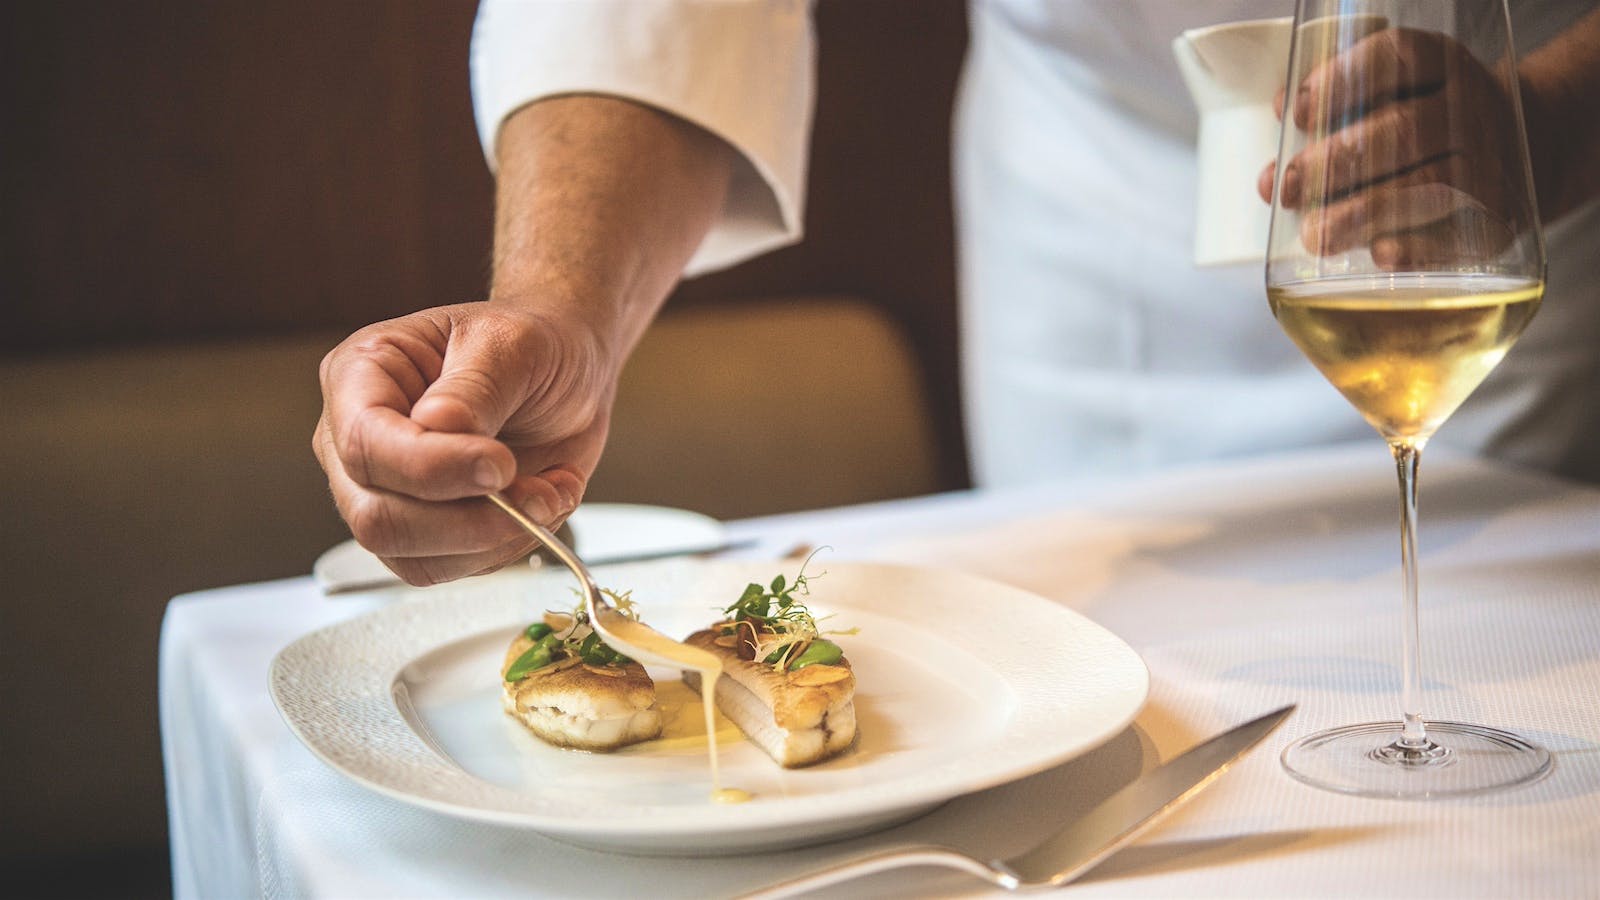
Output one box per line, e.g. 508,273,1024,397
486,492,718,670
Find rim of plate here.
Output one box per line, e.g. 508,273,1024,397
269,560,1149,837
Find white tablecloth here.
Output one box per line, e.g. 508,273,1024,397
160,444,1600,898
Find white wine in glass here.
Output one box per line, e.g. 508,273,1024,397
1268,274,1542,443
1266,0,1552,797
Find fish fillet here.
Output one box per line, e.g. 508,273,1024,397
501,634,662,751
682,629,856,767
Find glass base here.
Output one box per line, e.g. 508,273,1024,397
1281,721,1552,799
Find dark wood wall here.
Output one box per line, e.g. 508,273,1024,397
2,0,968,484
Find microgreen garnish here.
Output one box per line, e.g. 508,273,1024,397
723,548,824,623
717,549,857,672
505,588,638,681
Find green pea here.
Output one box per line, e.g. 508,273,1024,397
524,622,553,641
578,632,610,665
763,646,788,665
505,643,553,681
788,640,843,670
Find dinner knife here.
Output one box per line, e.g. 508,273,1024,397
744,704,1296,898
318,537,760,595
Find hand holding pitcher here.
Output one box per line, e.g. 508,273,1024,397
1260,20,1538,270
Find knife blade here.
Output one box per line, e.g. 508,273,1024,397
744,704,1295,898
1002,703,1296,887
318,538,761,595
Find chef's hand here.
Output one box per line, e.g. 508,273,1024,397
1256,27,1526,268
313,304,615,586
311,95,732,586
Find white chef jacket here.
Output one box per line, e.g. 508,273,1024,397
471,0,1600,487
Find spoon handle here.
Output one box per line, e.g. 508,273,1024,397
484,493,601,602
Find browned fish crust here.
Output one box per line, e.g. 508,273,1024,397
501,633,662,751
683,628,857,767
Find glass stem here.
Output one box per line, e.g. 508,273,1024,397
1391,441,1428,748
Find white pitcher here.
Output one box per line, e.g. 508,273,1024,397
1172,17,1294,268
1173,15,1389,267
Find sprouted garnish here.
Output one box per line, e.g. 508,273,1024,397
717,550,857,672
505,588,639,681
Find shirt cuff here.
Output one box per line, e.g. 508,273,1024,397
471,0,814,276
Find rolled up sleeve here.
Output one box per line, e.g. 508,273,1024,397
471,0,815,276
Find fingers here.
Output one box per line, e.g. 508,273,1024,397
1371,223,1475,270
410,320,532,437
382,542,538,589
1281,95,1452,207
338,402,515,499
1270,25,1523,265
1297,162,1469,254
339,482,534,559
320,323,517,501
1369,210,1516,270
312,305,614,587
1292,29,1451,130
360,473,578,586
1291,155,1514,266
316,418,576,585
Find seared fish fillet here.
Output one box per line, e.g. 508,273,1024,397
501,634,662,751
682,629,856,767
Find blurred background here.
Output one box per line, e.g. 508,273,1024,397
0,1,968,896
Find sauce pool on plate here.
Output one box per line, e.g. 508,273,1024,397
595,608,752,803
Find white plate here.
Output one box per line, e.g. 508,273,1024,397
271,560,1148,854
311,503,725,594
565,503,724,563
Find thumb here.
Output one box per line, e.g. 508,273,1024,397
410,320,530,438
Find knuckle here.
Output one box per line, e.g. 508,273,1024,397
329,325,390,367
1320,201,1354,238
341,405,389,486
345,495,406,555
311,419,328,466
343,495,383,545
1328,135,1353,177
1305,206,1344,253
1390,28,1435,63
318,348,337,386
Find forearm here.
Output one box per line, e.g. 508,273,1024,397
489,95,735,366
1520,6,1600,222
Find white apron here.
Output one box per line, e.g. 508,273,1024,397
956,0,1600,486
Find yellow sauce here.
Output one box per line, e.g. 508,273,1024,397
630,680,743,750
594,609,753,803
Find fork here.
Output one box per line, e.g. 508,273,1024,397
741,704,1296,897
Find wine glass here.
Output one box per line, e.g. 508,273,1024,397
1265,0,1552,798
